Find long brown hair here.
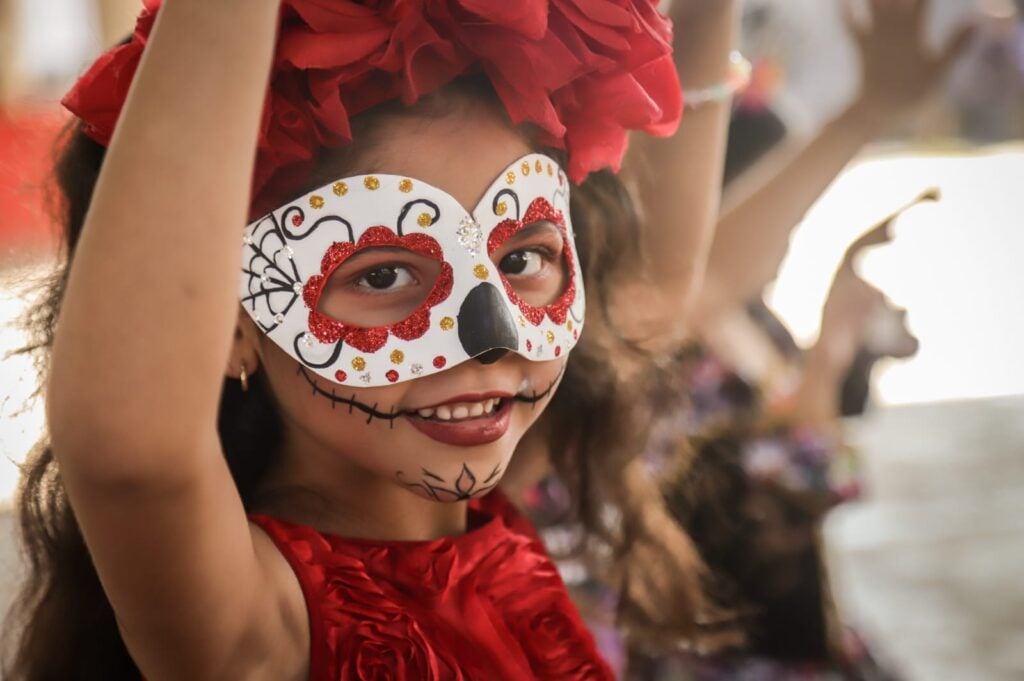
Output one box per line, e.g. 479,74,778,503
3,78,713,679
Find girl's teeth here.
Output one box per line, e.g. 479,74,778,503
415,399,504,421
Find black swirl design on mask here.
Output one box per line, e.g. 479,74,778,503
279,207,355,242
396,199,441,235
492,188,521,220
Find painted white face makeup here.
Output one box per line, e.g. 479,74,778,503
240,153,585,388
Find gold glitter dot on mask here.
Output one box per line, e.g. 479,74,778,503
417,212,433,227
535,160,544,173
309,195,325,210
521,161,531,175
517,316,526,328
547,163,554,176
473,264,489,280
567,319,574,331
505,171,516,185
495,201,508,216
440,316,455,331
390,350,405,365
399,179,414,193
546,331,556,344
364,176,380,190
351,357,366,371
333,181,348,196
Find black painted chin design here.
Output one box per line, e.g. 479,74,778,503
396,462,502,502
296,363,566,425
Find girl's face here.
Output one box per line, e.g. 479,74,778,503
245,98,573,503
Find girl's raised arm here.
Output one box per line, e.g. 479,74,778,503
46,1,306,678
619,0,740,348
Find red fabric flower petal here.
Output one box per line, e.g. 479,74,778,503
62,0,681,205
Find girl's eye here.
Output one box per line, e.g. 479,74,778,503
499,251,544,277
356,266,415,291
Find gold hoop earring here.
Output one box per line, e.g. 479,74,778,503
239,362,249,392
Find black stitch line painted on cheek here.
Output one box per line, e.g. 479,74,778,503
298,367,403,421
296,362,566,422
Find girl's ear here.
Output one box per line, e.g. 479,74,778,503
226,308,262,381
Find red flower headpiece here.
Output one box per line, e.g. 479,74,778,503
63,0,682,203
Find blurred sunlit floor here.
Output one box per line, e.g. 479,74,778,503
826,395,1024,680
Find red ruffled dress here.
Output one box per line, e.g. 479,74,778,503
249,489,614,680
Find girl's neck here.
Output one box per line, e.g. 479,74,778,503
254,434,470,542
255,486,470,542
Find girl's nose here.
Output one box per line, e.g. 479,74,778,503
458,282,519,360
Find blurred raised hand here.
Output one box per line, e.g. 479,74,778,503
693,0,970,328
846,0,977,121
793,191,936,427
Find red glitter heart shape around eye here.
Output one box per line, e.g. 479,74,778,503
303,227,453,353
486,197,577,328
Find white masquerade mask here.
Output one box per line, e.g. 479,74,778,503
240,153,585,387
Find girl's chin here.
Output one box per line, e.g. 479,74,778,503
395,460,506,504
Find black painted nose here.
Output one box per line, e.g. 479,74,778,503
474,348,510,365
458,282,519,361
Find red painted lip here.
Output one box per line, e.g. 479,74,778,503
405,399,513,447
415,391,514,411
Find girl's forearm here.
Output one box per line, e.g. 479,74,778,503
50,0,281,475
696,95,888,321
696,98,884,322
626,0,739,342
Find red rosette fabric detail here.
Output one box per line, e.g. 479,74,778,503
302,226,452,352
248,489,615,680
62,0,681,207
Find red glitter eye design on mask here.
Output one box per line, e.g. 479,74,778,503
303,227,453,353
486,197,577,326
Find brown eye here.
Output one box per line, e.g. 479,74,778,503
499,251,543,276
319,248,441,328
358,265,411,290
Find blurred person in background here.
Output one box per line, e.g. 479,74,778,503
638,0,971,677
948,0,1024,140
514,0,974,678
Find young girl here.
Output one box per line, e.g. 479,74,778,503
5,0,738,678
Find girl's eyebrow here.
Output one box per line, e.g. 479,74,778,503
501,221,562,247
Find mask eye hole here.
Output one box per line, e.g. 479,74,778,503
491,221,568,308
319,247,442,328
